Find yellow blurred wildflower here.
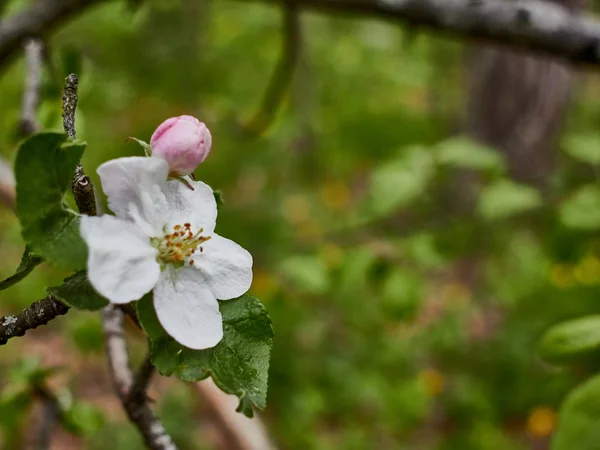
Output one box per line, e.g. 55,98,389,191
318,243,344,269
418,368,445,397
282,194,311,225
548,264,575,289
402,88,429,113
526,406,556,438
574,256,600,285
296,221,324,244
319,181,350,212
440,283,472,309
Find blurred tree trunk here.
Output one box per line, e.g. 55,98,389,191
442,0,588,338
465,0,584,188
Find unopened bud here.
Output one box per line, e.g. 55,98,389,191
150,115,212,176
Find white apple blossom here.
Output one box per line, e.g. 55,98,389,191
80,156,252,350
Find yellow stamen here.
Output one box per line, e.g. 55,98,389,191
152,223,210,268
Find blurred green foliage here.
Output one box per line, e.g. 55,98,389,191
2,0,600,449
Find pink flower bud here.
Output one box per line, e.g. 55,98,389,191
150,115,212,176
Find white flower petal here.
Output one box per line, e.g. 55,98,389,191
97,157,169,233
162,179,217,234
154,266,223,350
193,234,253,300
81,215,160,304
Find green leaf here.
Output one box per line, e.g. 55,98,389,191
436,136,504,171
367,146,434,217
559,185,600,230
62,402,106,436
538,316,600,365
15,132,88,271
563,133,600,166
552,374,600,450
8,357,59,387
0,247,43,291
137,293,273,417
0,387,33,447
477,180,542,220
67,315,104,354
381,271,422,319
47,271,108,311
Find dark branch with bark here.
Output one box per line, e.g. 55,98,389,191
128,353,155,403
0,295,69,345
0,0,599,79
62,73,97,215
2,0,600,78
61,73,78,140
0,0,104,69
241,0,600,66
102,305,178,450
26,385,62,450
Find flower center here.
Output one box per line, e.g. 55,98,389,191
152,223,210,268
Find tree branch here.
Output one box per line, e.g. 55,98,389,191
0,0,104,70
244,1,301,135
0,0,599,78
128,352,155,404
19,38,43,136
195,379,277,450
0,156,15,209
102,305,178,450
61,73,78,140
0,72,97,345
103,305,133,395
241,0,600,66
0,295,69,345
62,73,97,215
25,385,61,450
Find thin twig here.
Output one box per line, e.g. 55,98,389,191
72,162,97,216
244,1,301,136
0,156,15,209
0,295,148,345
103,305,133,395
36,392,60,450
61,73,78,140
62,73,96,215
102,305,178,450
128,353,155,404
25,386,61,450
19,38,43,136
0,295,69,345
195,379,277,450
